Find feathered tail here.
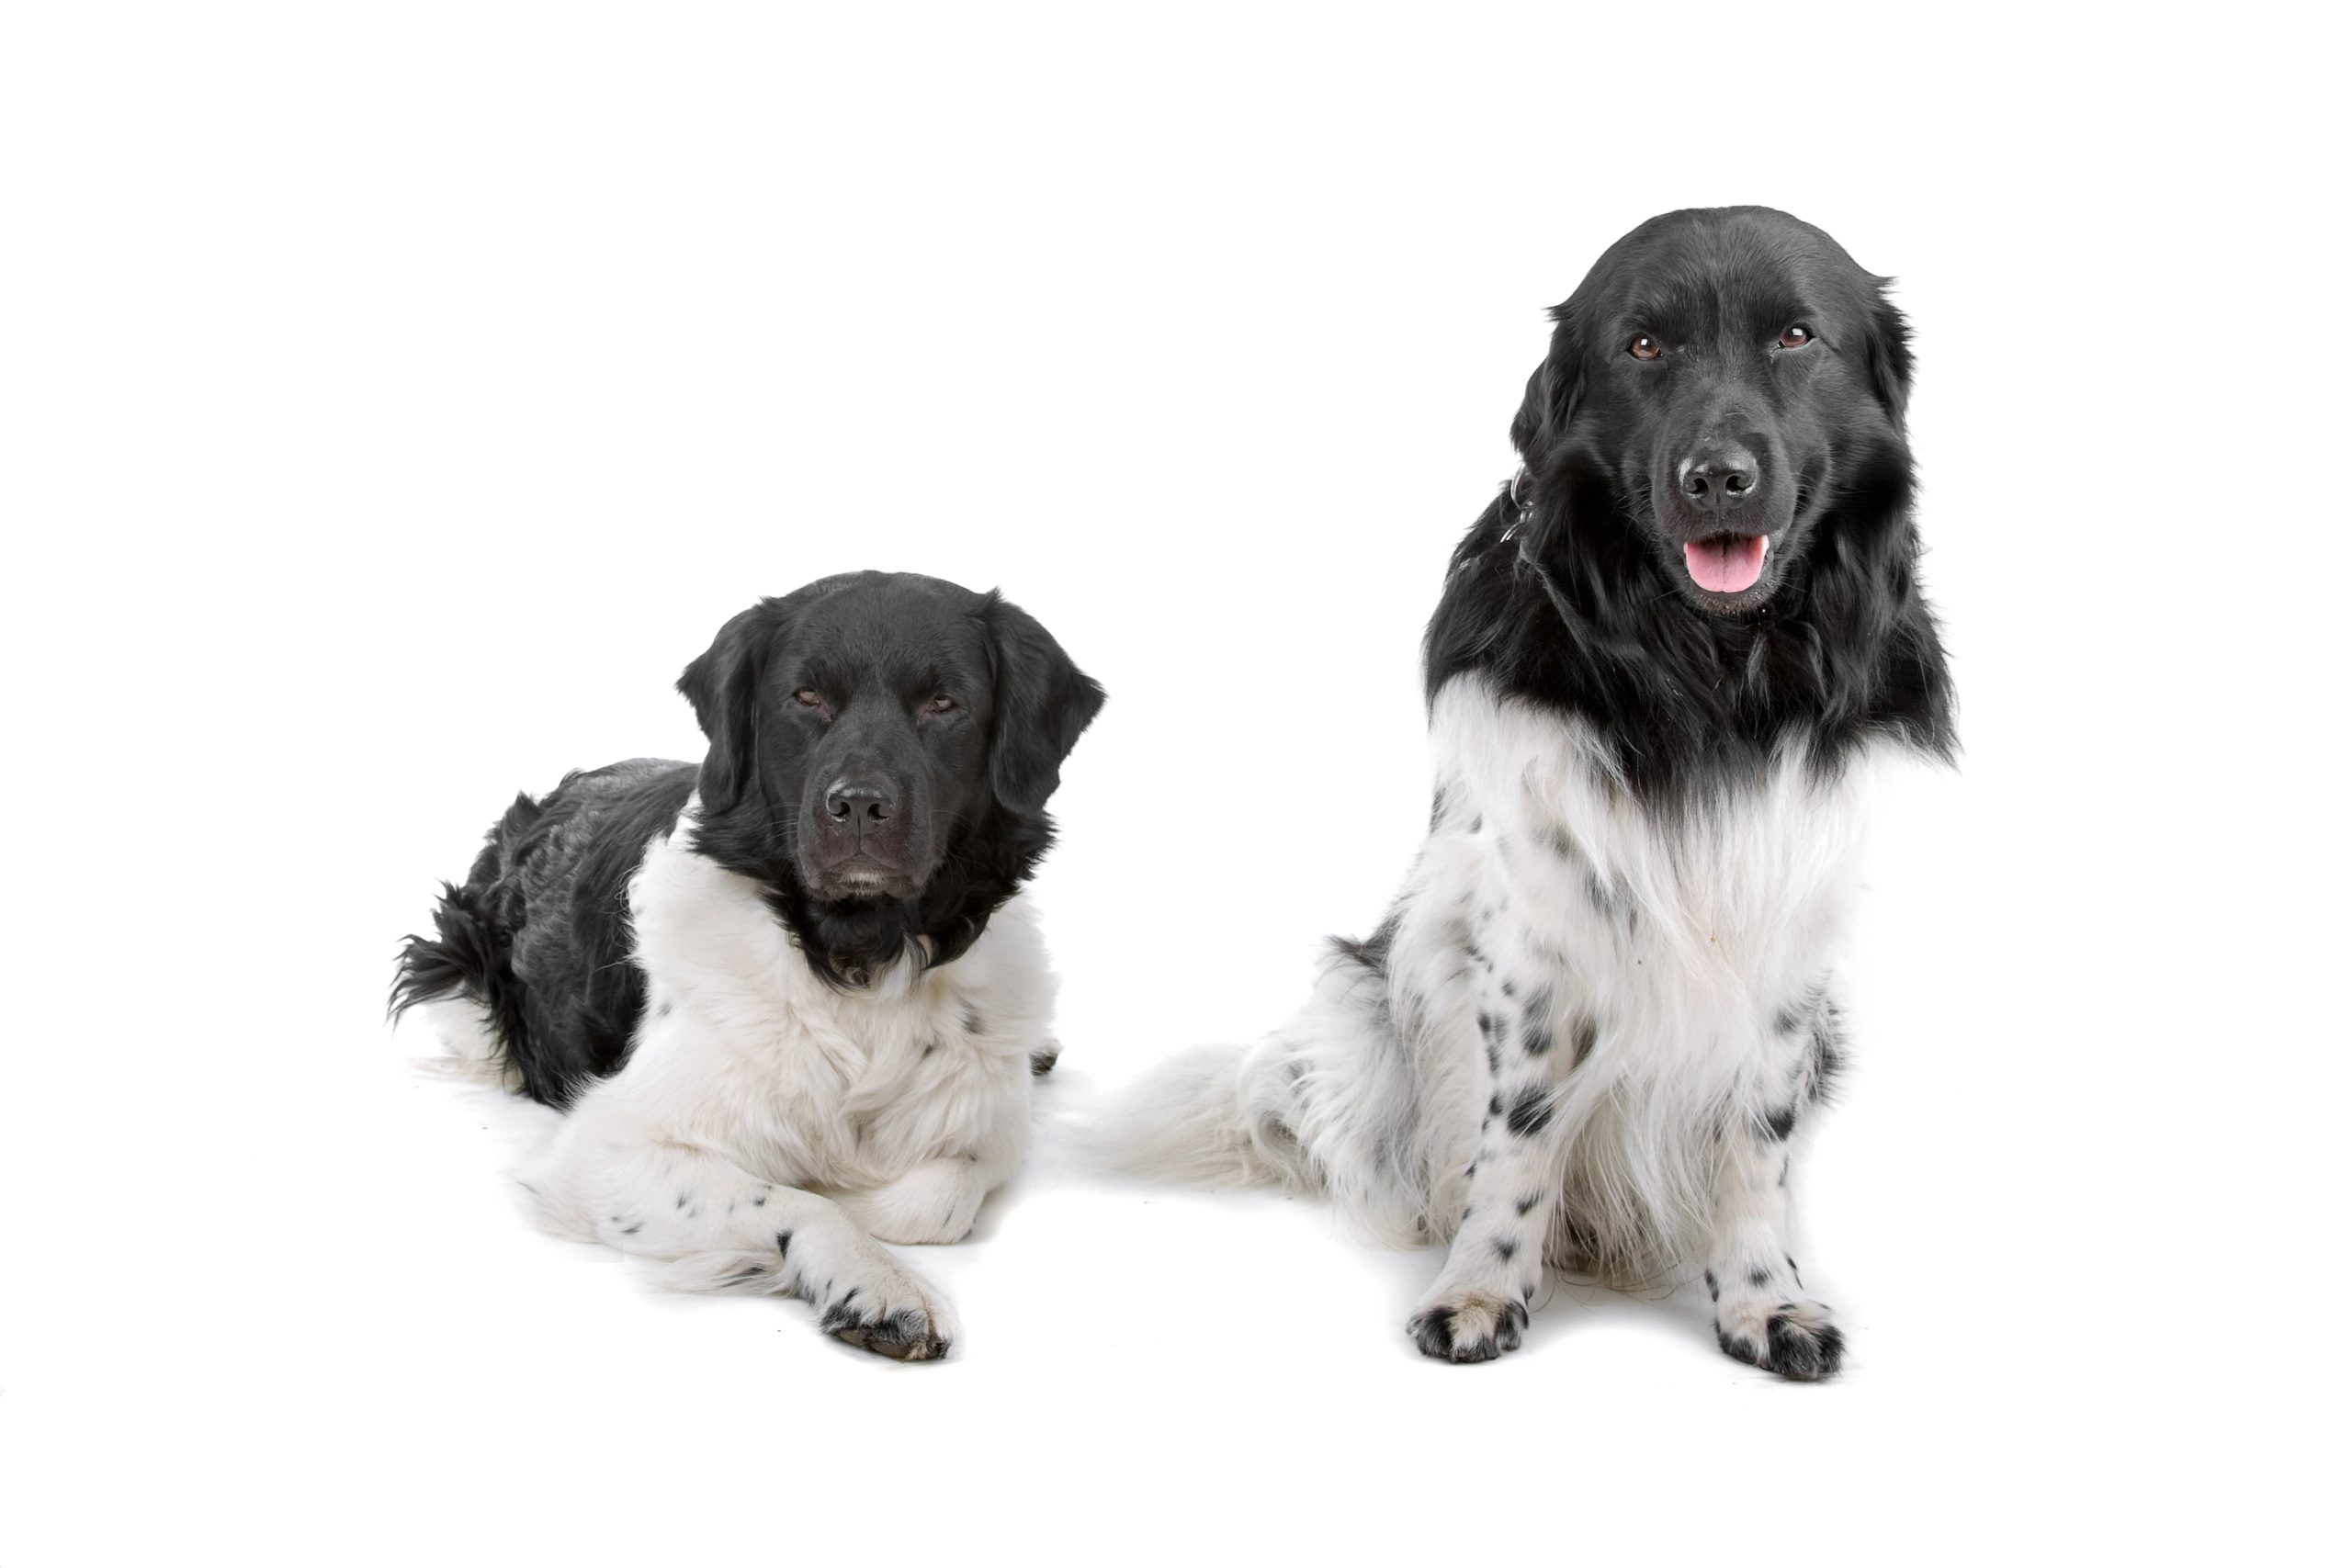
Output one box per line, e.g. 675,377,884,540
1100,1042,1325,1192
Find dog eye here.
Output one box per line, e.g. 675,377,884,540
1777,324,1813,349
1628,333,1663,361
793,689,825,708
923,694,958,716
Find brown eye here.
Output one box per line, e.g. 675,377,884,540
924,694,958,716
793,689,823,707
1778,324,1813,349
1629,333,1662,361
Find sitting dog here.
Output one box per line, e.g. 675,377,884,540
392,570,1102,1359
1115,208,1955,1377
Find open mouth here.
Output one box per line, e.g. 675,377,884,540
1683,533,1770,594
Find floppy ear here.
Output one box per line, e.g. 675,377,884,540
1510,306,1587,461
982,592,1105,816
1863,282,1915,425
675,601,779,815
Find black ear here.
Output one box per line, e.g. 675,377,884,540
1863,282,1915,425
1510,306,1587,461
982,592,1104,816
676,601,779,815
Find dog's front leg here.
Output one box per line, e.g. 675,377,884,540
1407,990,1588,1362
528,1101,958,1360
1703,993,1845,1380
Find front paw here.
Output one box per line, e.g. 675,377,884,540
834,1160,987,1246
1713,1293,1844,1381
809,1259,958,1362
1408,1289,1529,1363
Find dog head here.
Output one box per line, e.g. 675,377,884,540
1510,206,1914,616
678,571,1103,980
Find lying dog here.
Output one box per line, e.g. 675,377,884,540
392,571,1102,1359
1117,208,1955,1377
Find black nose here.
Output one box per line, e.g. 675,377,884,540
1679,446,1761,511
825,777,897,830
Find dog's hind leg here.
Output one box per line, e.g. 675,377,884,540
1704,990,1846,1380
526,1100,957,1361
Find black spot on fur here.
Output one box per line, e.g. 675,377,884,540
620,1223,641,1235
1330,908,1404,974
752,1193,766,1207
1519,987,1554,1056
1507,1087,1555,1137
1808,1006,1849,1104
1704,1269,1719,1301
1747,1266,1773,1289
1516,1193,1541,1216
1756,1102,1799,1142
775,1229,793,1259
1765,1314,1843,1381
1495,1236,1518,1261
1584,874,1625,919
676,1190,692,1209
1488,1093,1504,1118
1570,1014,1598,1066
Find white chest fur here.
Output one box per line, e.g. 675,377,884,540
572,806,1053,1192
1428,673,1884,1065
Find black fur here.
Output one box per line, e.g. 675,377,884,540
1423,207,1955,804
1505,1087,1554,1138
390,571,1102,1108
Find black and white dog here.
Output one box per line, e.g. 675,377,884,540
1117,208,1955,1377
393,571,1102,1359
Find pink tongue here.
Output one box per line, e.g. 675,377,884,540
1684,534,1768,592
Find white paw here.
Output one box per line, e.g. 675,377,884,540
834,1161,988,1246
1708,1268,1843,1380
1407,1286,1529,1363
781,1223,960,1360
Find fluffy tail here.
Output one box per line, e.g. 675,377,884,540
1100,1043,1324,1193
389,792,543,1081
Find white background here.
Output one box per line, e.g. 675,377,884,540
3,4,2342,1562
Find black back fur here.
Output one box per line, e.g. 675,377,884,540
390,573,1102,1107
